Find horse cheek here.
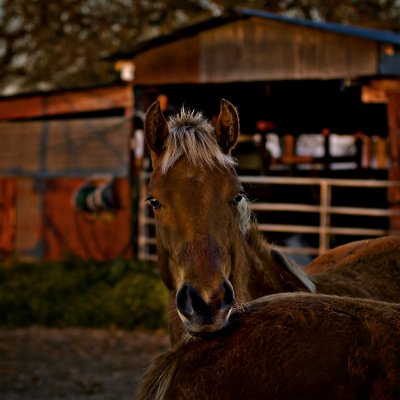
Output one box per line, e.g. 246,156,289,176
156,230,175,291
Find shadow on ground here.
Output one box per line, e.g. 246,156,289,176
0,327,169,400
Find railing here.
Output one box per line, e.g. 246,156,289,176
137,172,157,262
137,173,400,262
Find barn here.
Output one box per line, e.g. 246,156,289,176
0,85,134,260
2,7,400,261
109,7,400,170
108,7,400,261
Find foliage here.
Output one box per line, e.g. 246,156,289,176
0,258,168,330
0,0,217,94
1,1,400,95
241,0,400,28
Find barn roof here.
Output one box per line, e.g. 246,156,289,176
108,7,400,61
236,7,400,46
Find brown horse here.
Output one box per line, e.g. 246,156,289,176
139,293,400,400
144,99,400,345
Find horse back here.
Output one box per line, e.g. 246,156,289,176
139,293,400,400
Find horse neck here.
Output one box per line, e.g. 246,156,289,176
232,225,312,302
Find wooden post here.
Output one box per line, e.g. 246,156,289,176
370,80,400,231
363,136,372,169
319,180,331,255
375,137,388,169
386,91,400,231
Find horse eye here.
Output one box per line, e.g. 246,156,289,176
232,194,243,205
147,196,161,210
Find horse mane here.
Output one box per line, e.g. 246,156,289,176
161,107,237,174
139,349,178,400
246,226,317,293
269,247,317,293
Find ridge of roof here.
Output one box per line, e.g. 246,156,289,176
106,12,243,61
106,7,400,61
235,7,400,46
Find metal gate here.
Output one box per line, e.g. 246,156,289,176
138,173,400,262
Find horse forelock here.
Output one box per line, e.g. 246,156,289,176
160,107,237,174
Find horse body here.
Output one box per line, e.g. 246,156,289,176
144,99,400,345
307,236,400,302
139,293,400,400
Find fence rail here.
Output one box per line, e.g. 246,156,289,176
137,173,400,262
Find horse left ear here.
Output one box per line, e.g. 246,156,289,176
144,100,169,155
215,99,240,154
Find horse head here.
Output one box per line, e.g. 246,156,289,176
144,99,244,337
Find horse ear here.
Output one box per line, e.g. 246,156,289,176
144,100,169,155
215,99,240,154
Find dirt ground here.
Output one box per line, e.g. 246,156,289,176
0,327,170,400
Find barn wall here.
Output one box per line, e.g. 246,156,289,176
200,18,378,82
132,17,378,85
0,177,132,260
0,110,134,261
0,178,17,256
43,178,132,261
0,118,130,177
15,178,44,258
0,85,133,120
133,35,201,84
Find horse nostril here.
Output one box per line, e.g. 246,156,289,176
176,283,210,319
222,280,235,309
176,281,235,327
176,283,193,318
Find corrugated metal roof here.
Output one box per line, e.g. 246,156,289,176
107,7,400,61
236,7,400,46
0,117,130,178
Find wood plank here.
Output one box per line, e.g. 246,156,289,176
386,92,400,230
0,178,17,255
133,36,201,85
0,85,133,120
43,178,132,260
132,17,378,84
361,86,388,104
15,178,43,259
0,117,130,177
371,79,400,92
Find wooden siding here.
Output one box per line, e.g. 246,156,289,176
0,85,133,120
0,178,17,255
0,177,132,260
0,117,130,177
133,35,201,84
200,18,377,81
132,17,378,84
15,178,43,258
43,178,132,260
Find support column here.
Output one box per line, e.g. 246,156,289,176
386,91,400,231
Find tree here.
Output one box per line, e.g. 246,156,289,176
227,0,400,30
0,0,217,94
1,0,400,95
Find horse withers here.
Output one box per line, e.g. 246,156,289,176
139,293,400,400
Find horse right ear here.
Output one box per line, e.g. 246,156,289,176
215,99,240,154
144,100,169,155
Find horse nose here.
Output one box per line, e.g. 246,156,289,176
176,280,235,329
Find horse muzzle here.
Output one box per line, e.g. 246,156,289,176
176,280,235,335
